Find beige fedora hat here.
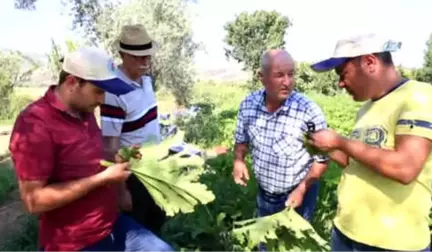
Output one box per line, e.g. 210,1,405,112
117,24,159,56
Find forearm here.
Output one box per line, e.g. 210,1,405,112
21,173,106,214
298,161,328,191
338,137,410,183
234,143,248,161
329,150,349,167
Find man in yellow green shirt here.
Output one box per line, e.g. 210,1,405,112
308,33,432,251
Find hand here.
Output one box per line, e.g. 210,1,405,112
115,145,142,163
101,162,132,184
308,129,344,152
285,185,306,208
233,160,250,186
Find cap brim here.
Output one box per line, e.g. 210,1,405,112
89,78,135,95
310,57,350,72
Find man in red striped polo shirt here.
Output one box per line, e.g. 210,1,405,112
9,47,173,251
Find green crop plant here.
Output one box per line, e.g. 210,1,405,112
232,207,330,251
100,132,215,216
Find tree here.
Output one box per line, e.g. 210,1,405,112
223,10,292,90
396,65,424,81
95,0,200,106
0,49,40,119
13,0,37,9
47,38,80,81
14,0,113,44
295,62,340,96
417,32,432,84
16,0,199,106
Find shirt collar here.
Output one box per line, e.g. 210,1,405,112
115,66,143,88
44,85,68,112
43,85,91,120
256,89,296,112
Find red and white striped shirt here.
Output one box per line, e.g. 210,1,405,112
100,68,161,147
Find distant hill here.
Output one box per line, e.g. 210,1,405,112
194,59,250,83
16,51,251,87
196,66,250,83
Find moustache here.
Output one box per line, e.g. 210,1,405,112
280,86,291,92
139,65,150,70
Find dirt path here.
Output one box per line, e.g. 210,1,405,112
0,190,27,246
0,157,28,248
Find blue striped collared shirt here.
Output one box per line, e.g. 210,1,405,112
234,89,328,194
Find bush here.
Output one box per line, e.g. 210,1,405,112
179,81,249,149
295,63,341,96
1,215,38,251
0,94,33,121
0,162,17,205
308,92,362,137
162,151,257,251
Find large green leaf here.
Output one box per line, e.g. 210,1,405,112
232,207,330,251
120,132,216,216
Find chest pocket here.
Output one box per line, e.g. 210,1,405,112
247,123,303,158
272,132,303,158
247,124,265,148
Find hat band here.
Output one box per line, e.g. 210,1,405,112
120,41,152,51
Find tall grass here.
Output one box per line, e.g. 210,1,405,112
0,94,33,124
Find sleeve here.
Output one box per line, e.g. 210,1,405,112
100,93,127,137
234,100,249,144
9,112,54,181
395,89,432,140
307,101,329,163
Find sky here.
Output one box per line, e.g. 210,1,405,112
0,0,431,73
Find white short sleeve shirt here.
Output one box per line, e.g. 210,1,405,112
100,68,161,147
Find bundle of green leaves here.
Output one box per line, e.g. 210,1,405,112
232,207,330,251
101,132,216,216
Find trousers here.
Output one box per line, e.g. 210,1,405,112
80,214,173,251
331,226,430,252
256,181,320,251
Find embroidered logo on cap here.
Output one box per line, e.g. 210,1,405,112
107,59,116,73
382,40,402,52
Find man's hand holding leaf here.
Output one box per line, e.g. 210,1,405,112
308,129,344,152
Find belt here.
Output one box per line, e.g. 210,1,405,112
258,186,293,202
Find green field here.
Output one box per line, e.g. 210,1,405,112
14,87,46,100
0,81,362,251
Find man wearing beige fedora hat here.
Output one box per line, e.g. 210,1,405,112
100,24,167,237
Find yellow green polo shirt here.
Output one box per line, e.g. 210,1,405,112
334,80,432,251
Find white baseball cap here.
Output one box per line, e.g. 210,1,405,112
311,33,402,72
62,47,135,95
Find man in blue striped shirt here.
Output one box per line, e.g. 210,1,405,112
232,49,329,233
